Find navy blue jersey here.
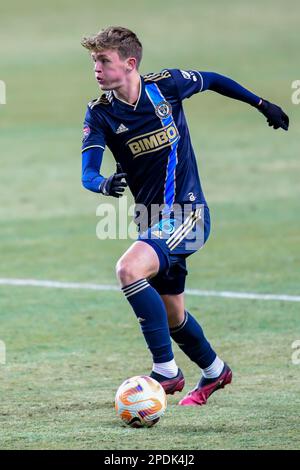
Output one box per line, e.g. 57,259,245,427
82,68,262,223
82,69,208,213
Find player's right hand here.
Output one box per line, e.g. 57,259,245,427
99,172,127,198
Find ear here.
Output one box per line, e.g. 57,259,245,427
126,57,137,72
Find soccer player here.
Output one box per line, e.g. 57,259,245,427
81,26,289,406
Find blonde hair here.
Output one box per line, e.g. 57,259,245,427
81,26,143,69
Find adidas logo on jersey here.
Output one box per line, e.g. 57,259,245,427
116,123,129,134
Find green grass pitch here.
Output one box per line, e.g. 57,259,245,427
0,0,299,450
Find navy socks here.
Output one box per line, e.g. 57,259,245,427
122,279,174,363
122,281,217,374
170,310,216,369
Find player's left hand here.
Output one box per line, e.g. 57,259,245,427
258,99,289,131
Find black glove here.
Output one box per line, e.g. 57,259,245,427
258,99,289,131
99,169,127,198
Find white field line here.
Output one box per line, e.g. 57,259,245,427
0,278,300,302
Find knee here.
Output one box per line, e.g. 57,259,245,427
165,304,185,329
168,310,185,329
116,258,138,286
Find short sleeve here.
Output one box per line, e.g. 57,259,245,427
168,69,204,100
82,104,106,152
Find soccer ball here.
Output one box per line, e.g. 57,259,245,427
115,375,167,428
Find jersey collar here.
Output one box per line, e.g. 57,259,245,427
112,75,144,111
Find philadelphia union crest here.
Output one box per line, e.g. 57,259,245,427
155,100,172,119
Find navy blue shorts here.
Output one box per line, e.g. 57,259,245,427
137,205,210,295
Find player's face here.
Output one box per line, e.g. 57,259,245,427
91,50,130,90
